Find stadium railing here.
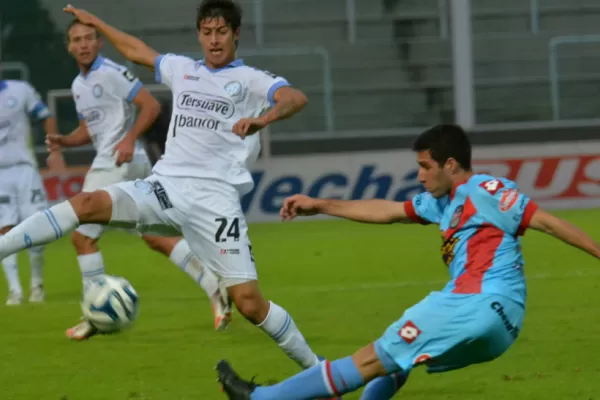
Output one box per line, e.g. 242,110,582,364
0,62,30,82
549,34,600,120
246,0,539,46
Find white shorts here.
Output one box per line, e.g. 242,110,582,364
0,164,48,229
104,174,257,282
76,163,151,239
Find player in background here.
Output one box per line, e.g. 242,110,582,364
0,0,328,374
216,124,600,400
0,79,65,305
46,19,230,338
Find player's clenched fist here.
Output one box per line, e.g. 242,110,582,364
232,117,267,139
63,4,98,25
280,194,322,221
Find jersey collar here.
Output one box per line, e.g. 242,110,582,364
0,81,6,92
195,58,244,73
449,173,475,199
80,54,105,79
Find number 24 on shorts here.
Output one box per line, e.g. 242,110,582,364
214,217,240,243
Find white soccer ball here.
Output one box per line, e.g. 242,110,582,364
81,275,139,333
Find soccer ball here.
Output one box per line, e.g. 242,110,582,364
81,275,139,333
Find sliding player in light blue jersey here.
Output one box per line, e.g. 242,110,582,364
46,19,230,339
217,124,600,400
0,79,63,305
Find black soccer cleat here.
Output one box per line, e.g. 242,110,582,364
216,360,258,399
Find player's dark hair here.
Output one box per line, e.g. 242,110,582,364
413,124,472,170
196,0,242,32
65,19,99,42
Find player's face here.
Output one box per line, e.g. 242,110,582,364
197,17,239,68
416,150,453,198
68,24,101,67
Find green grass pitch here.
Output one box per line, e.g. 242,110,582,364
1,209,599,399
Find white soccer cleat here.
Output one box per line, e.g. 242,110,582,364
212,292,233,331
28,286,45,303
5,292,23,306
65,319,98,341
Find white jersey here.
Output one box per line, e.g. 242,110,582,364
0,80,51,168
72,55,149,169
153,54,290,194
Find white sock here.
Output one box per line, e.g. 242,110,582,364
258,301,320,369
169,239,219,300
0,201,79,260
2,252,22,295
77,252,105,287
28,246,44,288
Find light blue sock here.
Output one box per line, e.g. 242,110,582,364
360,371,409,400
251,357,364,399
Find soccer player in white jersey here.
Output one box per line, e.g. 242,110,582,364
47,19,232,338
0,79,62,305
0,0,328,372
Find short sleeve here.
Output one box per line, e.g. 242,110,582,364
154,53,192,88
249,68,291,107
403,192,441,225
24,83,51,120
108,67,143,103
471,178,539,236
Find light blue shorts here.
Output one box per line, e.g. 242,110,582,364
375,291,525,373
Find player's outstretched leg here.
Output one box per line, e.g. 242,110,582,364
141,235,232,331
227,281,321,370
217,342,400,400
0,191,127,309
1,225,22,305
27,246,45,303
0,195,97,260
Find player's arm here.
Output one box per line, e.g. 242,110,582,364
529,208,600,259
280,195,413,224
42,116,68,171
64,5,158,69
48,119,92,149
112,88,160,166
125,88,160,143
233,73,308,138
259,87,307,126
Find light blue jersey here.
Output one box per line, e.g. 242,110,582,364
375,174,536,377
404,174,538,305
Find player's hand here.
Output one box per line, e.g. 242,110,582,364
280,194,322,221
112,137,135,166
45,133,64,152
63,4,98,25
232,117,267,139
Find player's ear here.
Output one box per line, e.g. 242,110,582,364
234,27,240,42
445,158,459,174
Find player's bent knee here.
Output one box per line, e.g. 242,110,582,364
228,281,269,323
69,191,113,223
